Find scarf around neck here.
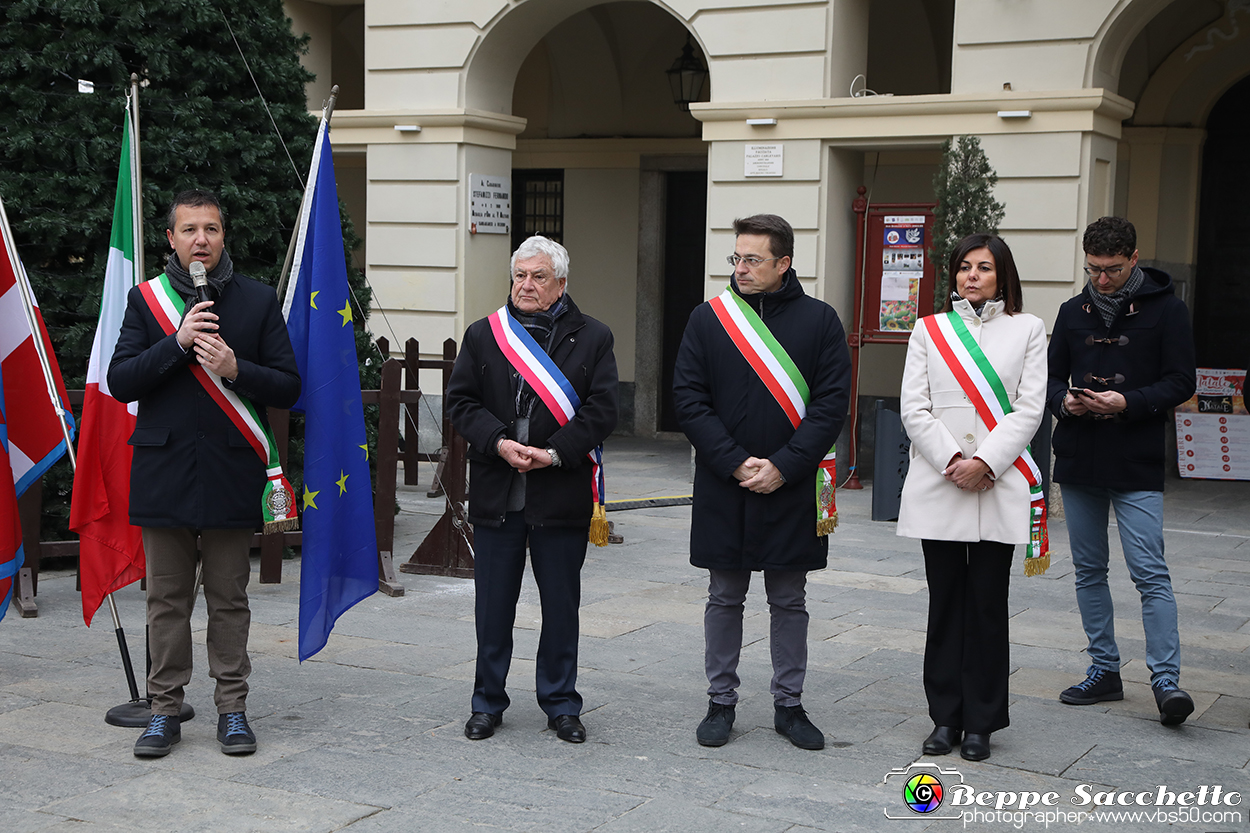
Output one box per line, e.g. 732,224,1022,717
166,249,235,309
506,293,569,418
1087,264,1144,328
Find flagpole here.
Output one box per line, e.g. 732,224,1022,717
101,90,147,726
276,85,339,302
129,74,144,284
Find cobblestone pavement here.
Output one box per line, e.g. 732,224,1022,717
2,436,1248,832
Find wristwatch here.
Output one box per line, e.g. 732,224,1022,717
545,446,562,467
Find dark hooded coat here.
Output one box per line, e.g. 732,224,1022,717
1047,266,1196,492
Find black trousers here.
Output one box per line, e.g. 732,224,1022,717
921,539,1014,734
471,511,587,718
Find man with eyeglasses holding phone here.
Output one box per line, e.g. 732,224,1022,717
1047,216,1196,725
673,214,850,750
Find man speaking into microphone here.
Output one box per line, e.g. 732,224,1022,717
109,190,300,757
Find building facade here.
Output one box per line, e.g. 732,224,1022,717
284,0,1250,436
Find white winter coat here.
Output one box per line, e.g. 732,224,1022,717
896,299,1047,544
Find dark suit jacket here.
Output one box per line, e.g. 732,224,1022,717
108,273,300,528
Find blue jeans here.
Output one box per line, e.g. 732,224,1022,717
1061,484,1180,685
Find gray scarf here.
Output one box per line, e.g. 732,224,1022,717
165,249,235,308
1087,264,1144,328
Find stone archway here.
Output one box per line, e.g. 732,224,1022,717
464,0,710,115
462,1,713,435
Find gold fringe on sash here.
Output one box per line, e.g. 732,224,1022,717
816,514,838,537
264,516,301,534
588,504,609,547
1023,554,1050,577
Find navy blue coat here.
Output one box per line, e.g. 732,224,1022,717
446,294,618,529
1047,267,1195,491
673,271,851,571
108,273,300,528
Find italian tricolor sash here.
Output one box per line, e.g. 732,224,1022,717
708,288,837,536
138,274,299,533
487,306,608,547
921,311,1049,575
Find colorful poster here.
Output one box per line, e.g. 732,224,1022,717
1175,368,1249,480
879,273,920,332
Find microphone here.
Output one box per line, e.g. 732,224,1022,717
190,261,212,306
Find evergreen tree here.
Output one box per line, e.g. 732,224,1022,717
0,0,381,540
929,135,1006,312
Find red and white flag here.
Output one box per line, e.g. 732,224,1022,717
0,196,76,499
70,102,145,626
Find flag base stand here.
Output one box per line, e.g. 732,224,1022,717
106,699,195,728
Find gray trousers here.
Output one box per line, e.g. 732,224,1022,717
704,568,809,707
143,527,253,716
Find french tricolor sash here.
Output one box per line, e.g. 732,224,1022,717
708,288,837,536
487,306,608,547
138,274,299,533
921,311,1050,575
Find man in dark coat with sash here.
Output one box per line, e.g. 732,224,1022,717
109,190,300,757
446,235,617,744
673,214,851,749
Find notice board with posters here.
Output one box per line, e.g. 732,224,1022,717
1175,368,1250,480
849,200,937,345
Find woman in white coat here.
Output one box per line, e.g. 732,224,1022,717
897,234,1046,762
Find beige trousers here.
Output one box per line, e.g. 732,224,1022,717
142,527,253,716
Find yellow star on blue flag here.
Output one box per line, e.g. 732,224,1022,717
281,118,378,661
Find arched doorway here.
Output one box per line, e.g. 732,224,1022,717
1194,74,1250,367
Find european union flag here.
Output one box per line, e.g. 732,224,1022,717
283,120,377,661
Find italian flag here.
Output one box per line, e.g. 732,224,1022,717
70,102,145,626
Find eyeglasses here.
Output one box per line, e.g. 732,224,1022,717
1082,264,1126,279
726,254,781,268
513,270,556,286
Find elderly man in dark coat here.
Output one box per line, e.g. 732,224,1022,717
446,235,617,744
109,190,300,758
673,214,851,750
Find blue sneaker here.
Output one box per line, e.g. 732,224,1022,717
217,712,257,754
1152,679,1194,726
1059,666,1123,705
134,713,180,758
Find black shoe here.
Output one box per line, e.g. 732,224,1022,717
547,714,586,743
696,700,735,747
960,733,991,761
774,704,825,750
464,712,502,740
217,712,257,755
134,713,181,758
1059,666,1124,705
922,725,962,756
1152,679,1195,726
